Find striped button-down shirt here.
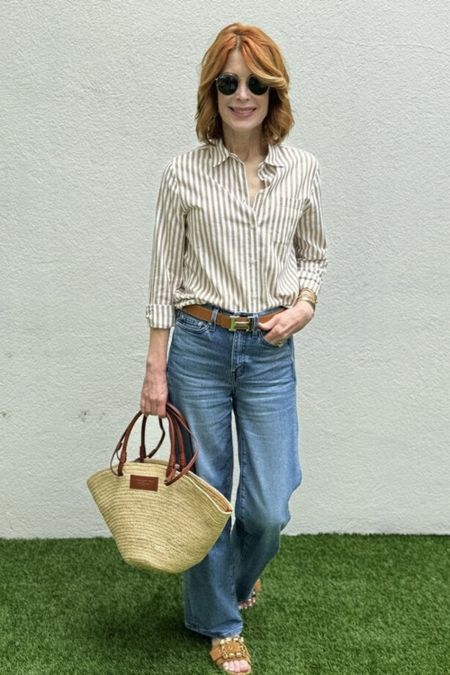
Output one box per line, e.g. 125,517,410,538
146,136,328,328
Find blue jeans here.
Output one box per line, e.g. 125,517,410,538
166,303,302,638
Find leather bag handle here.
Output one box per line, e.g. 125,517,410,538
109,402,200,485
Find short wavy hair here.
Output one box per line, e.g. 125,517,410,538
196,23,295,146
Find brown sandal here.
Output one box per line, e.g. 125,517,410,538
209,635,252,673
238,578,262,610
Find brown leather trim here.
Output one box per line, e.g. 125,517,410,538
180,304,285,330
129,474,159,491
112,402,201,484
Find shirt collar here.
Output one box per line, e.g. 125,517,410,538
209,136,285,168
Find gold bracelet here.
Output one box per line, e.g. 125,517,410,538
297,289,317,311
298,298,316,311
298,288,317,299
298,289,317,301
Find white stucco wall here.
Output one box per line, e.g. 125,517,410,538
1,2,449,537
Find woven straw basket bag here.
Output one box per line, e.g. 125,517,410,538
87,402,233,574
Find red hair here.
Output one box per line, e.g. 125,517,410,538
196,23,295,146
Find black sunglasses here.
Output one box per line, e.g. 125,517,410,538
215,73,269,96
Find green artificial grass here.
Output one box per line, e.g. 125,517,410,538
0,534,448,674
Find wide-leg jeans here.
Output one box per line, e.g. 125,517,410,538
166,303,302,638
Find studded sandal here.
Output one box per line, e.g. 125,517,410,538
238,577,262,610
209,635,252,673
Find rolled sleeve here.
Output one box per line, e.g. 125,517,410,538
145,160,186,329
293,162,329,296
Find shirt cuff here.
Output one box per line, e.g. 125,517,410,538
298,279,322,296
145,304,175,329
297,259,328,297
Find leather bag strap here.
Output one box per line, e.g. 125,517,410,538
109,403,200,485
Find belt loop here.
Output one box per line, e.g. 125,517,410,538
210,307,219,332
251,313,259,335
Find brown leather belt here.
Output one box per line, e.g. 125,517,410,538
180,304,286,332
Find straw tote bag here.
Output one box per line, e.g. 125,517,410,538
87,402,233,574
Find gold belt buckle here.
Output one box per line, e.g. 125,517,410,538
229,315,251,331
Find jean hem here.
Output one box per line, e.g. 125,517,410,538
184,621,244,639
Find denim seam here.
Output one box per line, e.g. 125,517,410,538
227,528,239,615
290,340,297,383
235,415,251,602
184,573,196,626
223,466,238,606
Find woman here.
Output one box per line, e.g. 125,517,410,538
140,22,328,673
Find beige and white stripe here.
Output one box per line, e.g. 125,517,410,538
146,136,328,329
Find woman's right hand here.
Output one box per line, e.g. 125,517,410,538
140,366,168,417
141,326,171,416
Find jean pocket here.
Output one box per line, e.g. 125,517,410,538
175,310,211,334
259,329,286,348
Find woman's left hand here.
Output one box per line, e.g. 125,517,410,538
257,301,315,346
